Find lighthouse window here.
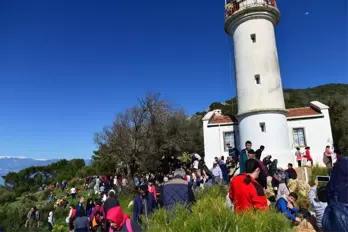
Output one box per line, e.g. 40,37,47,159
251,33,256,43
259,122,266,132
255,74,261,84
293,128,306,147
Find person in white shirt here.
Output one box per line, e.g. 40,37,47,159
122,177,128,186
70,186,77,199
48,211,54,231
211,162,223,185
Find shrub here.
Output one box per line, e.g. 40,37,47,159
0,190,16,205
41,189,52,201
144,186,293,232
309,165,329,185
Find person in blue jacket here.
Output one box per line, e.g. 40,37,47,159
75,197,85,217
276,192,301,222
133,184,156,224
239,141,252,173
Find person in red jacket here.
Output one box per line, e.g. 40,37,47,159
229,159,268,212
305,147,313,166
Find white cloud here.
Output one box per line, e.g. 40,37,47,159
305,12,310,15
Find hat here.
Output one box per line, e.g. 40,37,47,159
213,161,217,165
108,189,115,195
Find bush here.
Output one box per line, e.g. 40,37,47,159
144,186,293,232
41,189,52,201
0,190,16,205
309,165,329,185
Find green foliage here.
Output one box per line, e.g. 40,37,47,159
93,93,204,176
309,165,329,186
3,159,86,196
0,188,16,205
206,84,348,154
144,186,292,232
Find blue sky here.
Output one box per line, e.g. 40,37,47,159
0,0,346,159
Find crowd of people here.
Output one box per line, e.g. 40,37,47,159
22,140,347,232
227,141,347,232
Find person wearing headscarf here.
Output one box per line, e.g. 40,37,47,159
107,206,142,232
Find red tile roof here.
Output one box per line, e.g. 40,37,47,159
287,107,321,118
210,115,233,124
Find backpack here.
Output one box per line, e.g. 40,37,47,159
322,194,348,232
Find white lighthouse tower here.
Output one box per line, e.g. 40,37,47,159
224,0,292,167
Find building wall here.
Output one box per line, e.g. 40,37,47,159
203,106,333,168
233,18,286,115
287,109,333,166
203,122,236,169
239,112,292,168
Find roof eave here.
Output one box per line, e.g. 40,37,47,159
287,114,324,120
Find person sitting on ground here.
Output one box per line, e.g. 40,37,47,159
285,163,297,179
133,184,156,224
107,206,143,232
229,159,268,212
162,168,195,211
74,209,90,232
275,192,301,222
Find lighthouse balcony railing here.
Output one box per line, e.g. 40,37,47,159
225,0,277,19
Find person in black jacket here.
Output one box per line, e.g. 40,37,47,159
103,190,120,231
162,169,195,211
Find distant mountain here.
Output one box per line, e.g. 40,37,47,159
0,156,91,185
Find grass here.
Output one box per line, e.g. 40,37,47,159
144,186,293,232
1,182,295,232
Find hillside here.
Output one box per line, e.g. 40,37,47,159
195,83,348,154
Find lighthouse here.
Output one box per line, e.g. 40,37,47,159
224,0,292,167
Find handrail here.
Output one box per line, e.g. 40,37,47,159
225,0,277,19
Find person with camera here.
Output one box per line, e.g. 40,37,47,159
309,179,327,231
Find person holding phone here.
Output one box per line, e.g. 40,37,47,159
309,179,327,230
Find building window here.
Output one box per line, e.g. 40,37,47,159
293,128,306,147
223,131,235,151
255,74,261,84
259,122,266,132
251,33,256,43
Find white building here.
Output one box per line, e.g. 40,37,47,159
222,0,300,167
202,101,333,168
